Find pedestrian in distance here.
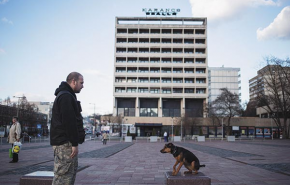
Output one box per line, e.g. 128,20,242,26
50,72,86,185
8,116,21,163
102,132,108,145
164,131,168,142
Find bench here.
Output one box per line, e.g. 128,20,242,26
20,171,53,185
165,171,211,185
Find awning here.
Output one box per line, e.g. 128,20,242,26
135,123,162,127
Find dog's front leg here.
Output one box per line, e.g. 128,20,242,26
173,162,184,176
172,160,179,176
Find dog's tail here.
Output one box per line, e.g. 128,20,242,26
199,164,206,168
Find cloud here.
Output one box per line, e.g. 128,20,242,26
257,6,290,40
1,17,13,25
0,48,5,54
189,0,278,22
0,0,9,5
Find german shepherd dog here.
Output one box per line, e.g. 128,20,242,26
160,143,205,176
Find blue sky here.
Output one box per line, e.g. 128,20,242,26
1,0,290,115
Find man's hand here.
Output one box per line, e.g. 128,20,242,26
70,146,78,158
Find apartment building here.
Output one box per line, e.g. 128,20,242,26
113,17,208,136
208,66,241,103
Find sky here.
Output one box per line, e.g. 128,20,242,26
1,0,290,116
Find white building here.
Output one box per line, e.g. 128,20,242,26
208,66,241,103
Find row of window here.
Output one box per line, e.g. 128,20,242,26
116,67,206,74
116,77,206,84
116,38,205,44
116,48,206,54
116,57,206,64
115,87,206,94
117,108,181,117
117,28,205,35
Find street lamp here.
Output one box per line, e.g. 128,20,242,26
13,96,26,117
89,103,96,133
171,117,174,142
221,117,224,141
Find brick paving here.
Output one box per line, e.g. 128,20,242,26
0,138,290,184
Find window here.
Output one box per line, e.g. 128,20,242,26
140,108,158,117
128,38,138,43
162,38,171,44
116,57,126,63
151,29,160,34
173,88,182,93
196,58,205,64
185,88,194,93
139,38,149,43
150,59,160,63
184,69,194,73
139,88,148,93
139,48,149,53
127,88,137,93
162,29,171,34
116,68,126,73
173,29,182,34
184,39,194,44
115,88,125,93
128,29,138,34
196,49,205,54
139,58,149,63
196,78,206,83
196,88,206,94
184,49,194,54
173,68,182,73
184,59,194,63
150,78,160,83
195,39,205,44
115,78,126,83
162,89,171,94
139,68,149,73
139,78,149,83
127,68,137,73
150,88,160,93
117,29,127,34
162,68,171,73
173,48,182,53
184,29,194,34
172,58,182,63
162,78,171,83
117,38,127,43
173,78,182,83
185,78,194,83
162,58,171,63
150,38,160,43
162,48,171,53
195,29,205,35
173,39,182,44
127,58,137,63
196,69,206,73
127,78,137,83
150,68,160,73
150,48,160,53
116,48,126,53
128,48,137,53
140,29,149,34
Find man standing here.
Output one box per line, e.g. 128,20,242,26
164,131,168,142
50,72,85,185
8,116,21,163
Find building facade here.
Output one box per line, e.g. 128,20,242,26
113,17,208,136
208,66,241,103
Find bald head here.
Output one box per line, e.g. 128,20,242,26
66,72,83,84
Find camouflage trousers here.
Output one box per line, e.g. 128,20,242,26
52,142,78,185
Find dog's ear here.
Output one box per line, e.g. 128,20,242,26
167,143,173,147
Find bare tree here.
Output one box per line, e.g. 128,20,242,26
255,57,290,139
242,101,258,117
210,88,242,135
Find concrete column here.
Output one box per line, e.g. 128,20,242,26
113,97,117,116
181,97,185,116
135,97,139,117
158,97,162,117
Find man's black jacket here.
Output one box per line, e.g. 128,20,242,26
50,82,81,147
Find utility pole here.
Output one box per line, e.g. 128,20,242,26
89,103,96,133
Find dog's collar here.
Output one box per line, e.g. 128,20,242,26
171,146,177,155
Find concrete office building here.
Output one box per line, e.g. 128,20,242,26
113,17,208,136
208,66,241,103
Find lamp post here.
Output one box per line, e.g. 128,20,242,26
13,96,26,117
171,117,174,142
89,103,96,133
221,117,224,141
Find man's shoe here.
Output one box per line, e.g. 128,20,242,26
9,160,15,163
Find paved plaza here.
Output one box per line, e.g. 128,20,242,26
0,137,290,185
